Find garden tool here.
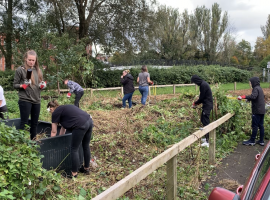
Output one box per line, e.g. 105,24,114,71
151,81,157,104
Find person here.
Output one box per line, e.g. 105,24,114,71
0,85,8,119
137,65,153,105
13,50,46,140
120,70,135,108
238,77,265,146
191,75,213,147
47,100,93,178
64,79,84,107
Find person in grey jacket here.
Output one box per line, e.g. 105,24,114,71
137,65,153,105
13,50,46,140
64,79,84,108
238,77,265,146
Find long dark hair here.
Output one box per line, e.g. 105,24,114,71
141,65,148,72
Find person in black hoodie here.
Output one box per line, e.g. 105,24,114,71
238,77,265,146
191,75,213,145
120,70,135,108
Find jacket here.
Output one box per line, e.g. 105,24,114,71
191,75,213,111
246,77,265,114
67,80,84,93
13,66,42,104
120,74,135,94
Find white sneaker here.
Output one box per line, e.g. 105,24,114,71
201,138,206,143
201,141,209,147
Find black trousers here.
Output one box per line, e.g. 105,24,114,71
0,105,8,119
201,109,211,142
18,100,40,140
74,91,84,108
250,114,264,142
71,118,93,172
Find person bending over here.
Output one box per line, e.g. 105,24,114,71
64,79,84,107
47,100,93,178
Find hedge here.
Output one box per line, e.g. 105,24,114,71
88,65,252,88
0,65,252,91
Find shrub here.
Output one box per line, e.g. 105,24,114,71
0,123,62,199
89,65,252,88
0,70,15,91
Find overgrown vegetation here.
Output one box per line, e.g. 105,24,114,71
2,84,270,199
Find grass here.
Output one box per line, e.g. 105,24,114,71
76,82,270,99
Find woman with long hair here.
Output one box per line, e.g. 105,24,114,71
120,69,135,108
137,65,153,105
47,100,93,178
13,50,46,139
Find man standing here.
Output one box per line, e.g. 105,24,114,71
191,75,213,147
0,85,8,119
238,77,265,146
64,79,84,108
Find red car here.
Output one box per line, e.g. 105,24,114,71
209,141,270,200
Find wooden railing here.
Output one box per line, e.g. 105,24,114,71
92,113,235,200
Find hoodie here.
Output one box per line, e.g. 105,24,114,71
191,75,213,111
246,77,265,114
121,73,135,94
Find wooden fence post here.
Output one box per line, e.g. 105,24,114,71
195,85,197,92
234,82,237,91
121,87,124,96
90,88,93,97
173,85,176,95
209,129,216,165
166,155,177,200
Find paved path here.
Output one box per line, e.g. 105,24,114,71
202,142,266,196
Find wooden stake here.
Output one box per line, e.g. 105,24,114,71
121,87,124,96
209,129,216,165
173,85,176,95
234,82,236,91
166,156,177,200
195,85,198,92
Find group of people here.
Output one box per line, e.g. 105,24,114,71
191,75,265,147
12,50,92,178
120,65,153,108
0,49,266,178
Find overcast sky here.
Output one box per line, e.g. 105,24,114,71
157,0,270,49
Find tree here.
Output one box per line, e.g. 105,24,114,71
189,3,228,61
254,36,270,61
234,39,252,66
261,14,270,39
0,0,40,69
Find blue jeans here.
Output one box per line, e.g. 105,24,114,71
250,114,264,142
122,92,134,108
139,86,149,105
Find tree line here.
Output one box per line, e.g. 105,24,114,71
1,1,270,75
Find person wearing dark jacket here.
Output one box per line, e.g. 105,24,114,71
121,70,135,108
191,75,213,146
238,77,265,146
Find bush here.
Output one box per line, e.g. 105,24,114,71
0,123,62,199
89,65,252,88
0,70,15,91
259,55,270,68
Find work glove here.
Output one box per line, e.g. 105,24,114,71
237,95,246,100
150,81,154,85
39,81,47,89
22,84,29,90
192,102,196,108
22,79,31,89
67,93,71,98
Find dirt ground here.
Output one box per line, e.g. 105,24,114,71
202,88,269,197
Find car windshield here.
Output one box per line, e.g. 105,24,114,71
250,148,270,199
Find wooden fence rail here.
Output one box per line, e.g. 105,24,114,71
92,113,235,200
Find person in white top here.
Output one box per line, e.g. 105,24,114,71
0,85,8,119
